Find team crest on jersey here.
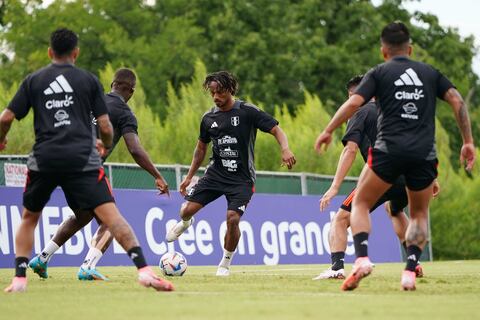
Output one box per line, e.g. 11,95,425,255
231,116,240,126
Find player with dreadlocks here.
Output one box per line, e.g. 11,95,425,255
166,70,296,275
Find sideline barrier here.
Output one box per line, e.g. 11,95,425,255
0,187,401,267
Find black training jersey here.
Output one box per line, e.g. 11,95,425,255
199,100,278,184
355,56,454,160
102,92,138,160
342,101,378,162
7,63,108,172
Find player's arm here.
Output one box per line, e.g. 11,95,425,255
179,140,208,196
314,94,365,153
0,109,15,150
443,88,476,170
123,132,169,195
320,141,359,211
269,125,296,169
96,114,114,150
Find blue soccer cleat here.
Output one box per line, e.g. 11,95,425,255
28,256,48,279
77,267,109,281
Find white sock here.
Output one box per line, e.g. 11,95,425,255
182,218,192,227
39,241,60,263
81,247,103,270
218,249,235,268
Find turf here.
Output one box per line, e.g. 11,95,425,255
1,261,479,320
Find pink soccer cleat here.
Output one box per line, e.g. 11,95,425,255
138,266,175,292
4,277,27,293
401,270,416,291
341,257,374,291
415,264,424,278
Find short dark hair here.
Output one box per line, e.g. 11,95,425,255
50,28,78,57
381,22,410,48
203,71,239,95
346,75,363,90
113,68,136,86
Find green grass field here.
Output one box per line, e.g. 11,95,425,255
1,261,479,320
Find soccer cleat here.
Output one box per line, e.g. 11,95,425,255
166,217,194,242
401,270,416,291
4,277,27,293
341,257,374,291
138,266,175,291
415,263,424,278
77,267,109,281
312,268,345,280
28,256,48,279
216,266,230,277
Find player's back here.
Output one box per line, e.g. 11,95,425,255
359,56,451,160
9,63,107,172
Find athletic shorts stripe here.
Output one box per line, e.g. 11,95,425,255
342,188,356,207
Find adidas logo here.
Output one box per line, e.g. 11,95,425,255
130,252,138,260
394,68,423,86
211,121,218,128
44,75,73,95
18,262,28,269
407,254,417,261
238,205,246,212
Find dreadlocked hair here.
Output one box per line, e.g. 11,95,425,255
203,71,239,95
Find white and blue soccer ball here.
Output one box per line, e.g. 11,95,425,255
159,251,187,276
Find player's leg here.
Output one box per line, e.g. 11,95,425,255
78,223,113,281
93,202,173,291
216,210,242,276
216,184,254,276
342,163,392,291
400,159,437,290
4,209,42,292
166,201,202,242
313,208,350,280
29,210,93,278
387,204,424,278
401,184,433,290
5,171,57,292
64,169,173,291
167,177,222,242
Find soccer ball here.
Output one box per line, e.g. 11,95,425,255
159,251,187,276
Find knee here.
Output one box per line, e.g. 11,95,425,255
22,210,41,225
180,202,199,218
226,211,241,228
333,210,350,229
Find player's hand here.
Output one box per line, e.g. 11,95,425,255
432,179,440,198
96,139,107,158
155,177,170,197
460,142,476,172
314,131,332,154
281,148,296,169
319,186,339,211
179,177,192,196
0,137,7,151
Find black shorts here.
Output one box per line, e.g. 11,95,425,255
367,148,438,191
23,168,114,212
185,176,254,214
340,180,408,216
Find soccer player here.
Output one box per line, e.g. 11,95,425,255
313,75,438,280
166,71,296,276
315,22,475,291
28,68,169,281
0,29,173,292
